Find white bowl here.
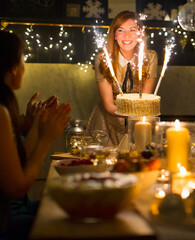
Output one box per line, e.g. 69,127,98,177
54,159,108,175
47,172,138,220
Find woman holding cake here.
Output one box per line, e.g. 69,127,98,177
86,11,158,146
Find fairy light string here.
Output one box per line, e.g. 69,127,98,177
1,19,194,72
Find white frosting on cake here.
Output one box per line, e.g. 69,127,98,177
116,93,161,116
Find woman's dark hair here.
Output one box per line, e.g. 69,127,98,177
0,31,26,164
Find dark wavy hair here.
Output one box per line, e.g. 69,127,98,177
0,30,26,231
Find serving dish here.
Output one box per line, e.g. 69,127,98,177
47,172,138,221
54,158,107,175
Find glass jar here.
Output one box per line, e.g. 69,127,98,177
65,118,84,152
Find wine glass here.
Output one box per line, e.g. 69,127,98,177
91,130,109,146
82,145,108,166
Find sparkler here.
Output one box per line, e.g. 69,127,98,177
154,42,175,96
138,40,144,98
103,45,123,95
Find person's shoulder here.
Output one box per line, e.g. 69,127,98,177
0,104,9,119
146,49,157,56
95,50,104,60
95,50,104,66
146,49,158,63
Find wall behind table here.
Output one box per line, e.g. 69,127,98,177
156,66,195,117
15,63,100,123
16,64,195,121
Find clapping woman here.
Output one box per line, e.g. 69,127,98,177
0,30,71,239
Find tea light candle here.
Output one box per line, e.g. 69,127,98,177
155,189,166,199
166,119,189,172
157,169,170,183
172,166,193,198
135,116,152,152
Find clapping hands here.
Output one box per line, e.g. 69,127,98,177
23,93,71,157
21,92,60,135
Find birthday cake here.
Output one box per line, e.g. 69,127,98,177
116,93,161,116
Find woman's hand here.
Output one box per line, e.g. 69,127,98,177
97,81,117,116
21,93,59,135
38,103,71,143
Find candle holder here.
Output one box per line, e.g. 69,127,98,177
154,121,195,172
128,116,160,153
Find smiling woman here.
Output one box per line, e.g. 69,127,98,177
114,19,140,61
86,11,158,146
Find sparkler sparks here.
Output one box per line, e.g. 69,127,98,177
103,45,123,95
138,40,144,98
154,40,175,95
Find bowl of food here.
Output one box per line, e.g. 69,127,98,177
54,158,107,175
47,172,138,221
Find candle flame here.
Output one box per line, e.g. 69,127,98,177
188,180,195,190
142,116,146,122
179,166,187,176
181,188,190,199
156,189,166,199
103,45,123,95
174,119,181,129
161,174,166,179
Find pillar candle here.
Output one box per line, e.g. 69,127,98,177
166,120,189,172
135,117,152,152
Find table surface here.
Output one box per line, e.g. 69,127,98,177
29,155,195,240
29,157,156,240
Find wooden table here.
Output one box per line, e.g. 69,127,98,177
29,159,156,240
30,156,195,240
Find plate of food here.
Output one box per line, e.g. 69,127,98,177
54,158,108,175
112,147,161,196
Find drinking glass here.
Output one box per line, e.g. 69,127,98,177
82,136,93,146
91,130,109,146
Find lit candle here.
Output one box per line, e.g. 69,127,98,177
172,166,193,198
166,119,190,172
157,169,170,183
155,189,166,199
135,116,152,152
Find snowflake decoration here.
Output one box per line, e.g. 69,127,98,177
82,0,105,18
143,3,167,20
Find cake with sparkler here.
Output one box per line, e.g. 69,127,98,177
116,93,161,116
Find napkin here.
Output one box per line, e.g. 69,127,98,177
117,134,129,151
